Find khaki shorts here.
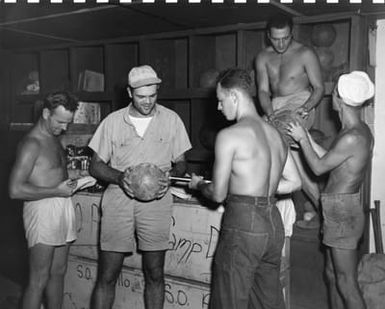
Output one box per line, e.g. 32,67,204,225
321,192,364,250
100,185,172,252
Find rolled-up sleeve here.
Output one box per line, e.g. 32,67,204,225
172,115,192,161
88,119,112,164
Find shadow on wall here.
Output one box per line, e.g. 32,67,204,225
0,130,29,287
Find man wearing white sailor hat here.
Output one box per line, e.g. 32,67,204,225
287,70,374,309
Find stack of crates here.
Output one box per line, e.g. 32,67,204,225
64,193,290,308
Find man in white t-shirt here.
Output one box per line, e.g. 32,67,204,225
88,65,192,309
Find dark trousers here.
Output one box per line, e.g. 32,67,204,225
210,194,285,309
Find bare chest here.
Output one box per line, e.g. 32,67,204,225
266,54,305,81
36,139,66,170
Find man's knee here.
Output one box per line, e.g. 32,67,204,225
97,252,125,286
29,268,51,290
143,265,164,284
325,268,335,284
50,262,68,277
324,260,336,283
335,271,357,293
97,267,121,287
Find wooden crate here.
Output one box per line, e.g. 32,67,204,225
63,255,210,309
72,192,102,246
70,194,290,307
71,195,222,283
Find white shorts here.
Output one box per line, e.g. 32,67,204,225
23,197,77,248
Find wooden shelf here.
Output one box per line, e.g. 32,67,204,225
8,123,98,134
67,124,98,134
9,122,34,131
158,88,216,100
74,91,111,102
16,94,41,104
16,92,113,103
15,89,217,103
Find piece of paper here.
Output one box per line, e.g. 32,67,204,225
75,176,97,191
73,102,101,124
170,186,192,200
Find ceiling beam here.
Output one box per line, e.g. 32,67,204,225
1,26,81,43
0,5,117,27
270,0,304,17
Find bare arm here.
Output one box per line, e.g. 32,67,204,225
288,122,352,176
277,151,302,195
89,152,125,187
255,54,274,116
170,153,187,177
301,48,325,112
190,129,234,203
157,153,188,199
9,138,75,200
307,132,327,157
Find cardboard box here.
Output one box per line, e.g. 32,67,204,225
71,195,290,288
71,195,221,283
64,256,211,309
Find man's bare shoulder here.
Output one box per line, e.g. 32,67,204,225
17,133,41,156
217,120,253,142
217,123,240,139
264,121,287,149
294,42,318,58
232,118,275,143
347,125,372,143
337,131,359,147
214,125,241,153
256,46,274,62
335,127,372,153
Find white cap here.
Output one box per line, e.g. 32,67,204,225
128,65,162,89
337,71,374,107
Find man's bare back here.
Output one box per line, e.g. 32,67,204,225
189,68,301,309
222,116,288,197
190,68,301,203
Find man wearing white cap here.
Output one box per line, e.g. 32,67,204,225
88,65,192,309
288,70,374,309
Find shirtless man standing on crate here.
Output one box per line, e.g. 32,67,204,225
9,92,79,309
255,14,324,219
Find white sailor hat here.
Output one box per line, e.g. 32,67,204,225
337,71,374,107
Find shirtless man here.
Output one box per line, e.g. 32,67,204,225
9,92,79,309
189,68,301,309
288,71,374,309
255,13,324,211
